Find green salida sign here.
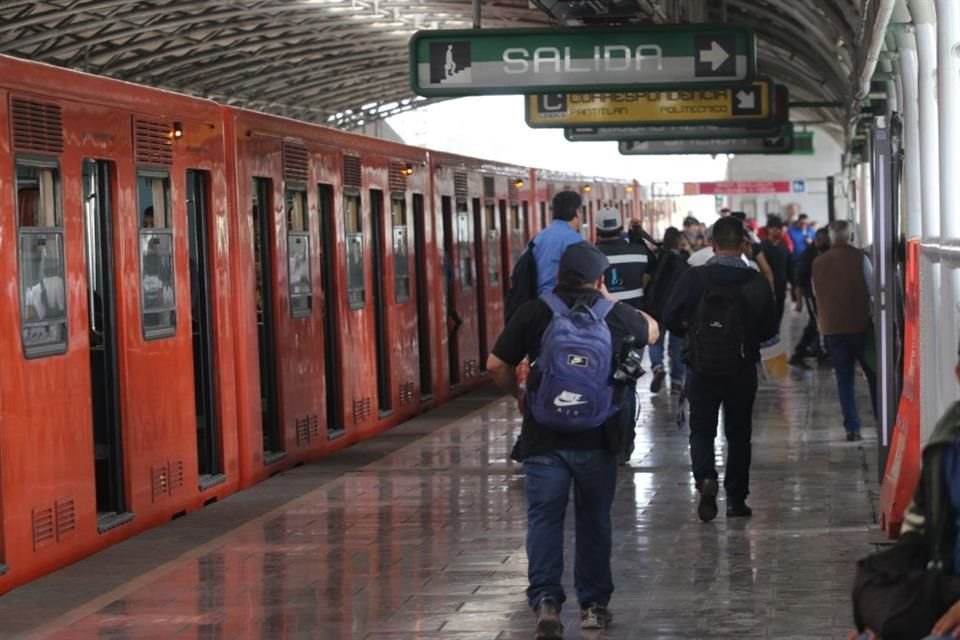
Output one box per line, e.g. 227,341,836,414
409,25,756,97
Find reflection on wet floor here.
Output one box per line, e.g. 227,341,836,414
9,328,879,640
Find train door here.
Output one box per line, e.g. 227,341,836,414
370,189,392,416
82,159,126,519
318,184,343,437
186,170,220,482
251,178,283,461
474,197,489,370
412,194,432,398
441,196,459,386
499,201,511,291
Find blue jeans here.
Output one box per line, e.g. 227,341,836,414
649,331,685,383
824,333,878,433
523,449,618,610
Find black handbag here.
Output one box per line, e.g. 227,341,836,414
852,449,960,639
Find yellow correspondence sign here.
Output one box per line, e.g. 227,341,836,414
525,80,772,127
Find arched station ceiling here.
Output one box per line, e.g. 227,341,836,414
0,0,900,142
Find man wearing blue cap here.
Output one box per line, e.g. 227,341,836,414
487,241,658,639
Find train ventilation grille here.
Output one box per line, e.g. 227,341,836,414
134,118,173,165
283,143,309,182
169,460,184,493
151,464,169,502
464,359,479,379
352,397,372,423
55,498,76,541
399,382,416,406
483,177,495,198
343,155,362,188
454,172,468,199
388,162,408,192
11,98,64,154
509,182,520,200
32,506,55,550
296,415,320,446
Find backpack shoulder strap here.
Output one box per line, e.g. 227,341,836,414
591,297,616,321
925,445,948,570
539,292,568,317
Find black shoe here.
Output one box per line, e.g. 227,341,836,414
726,502,753,518
670,381,683,395
650,367,666,393
697,478,719,522
788,353,811,369
846,431,863,442
534,597,563,640
581,603,613,630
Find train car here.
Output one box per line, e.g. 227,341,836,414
224,108,439,487
0,55,241,593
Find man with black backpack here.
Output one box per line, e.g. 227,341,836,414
487,242,658,639
663,217,778,522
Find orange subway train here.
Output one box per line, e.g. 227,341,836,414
0,53,641,594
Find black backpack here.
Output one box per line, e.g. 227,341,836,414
684,269,749,376
504,241,538,322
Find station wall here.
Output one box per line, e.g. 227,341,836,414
723,126,843,226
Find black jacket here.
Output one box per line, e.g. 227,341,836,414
662,263,779,363
643,249,690,322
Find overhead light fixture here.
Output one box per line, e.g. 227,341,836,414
513,178,525,189
583,184,592,193
171,122,183,139
400,163,415,177
625,185,634,193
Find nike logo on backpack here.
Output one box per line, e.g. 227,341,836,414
553,391,588,407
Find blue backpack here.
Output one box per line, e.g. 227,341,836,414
527,293,619,432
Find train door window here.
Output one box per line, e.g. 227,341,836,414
285,187,312,318
391,195,410,303
82,159,127,521
344,191,365,309
252,178,283,458
412,194,431,397
16,159,67,358
472,197,488,371
186,169,221,482
370,190,391,415
456,199,472,290
540,201,547,229
441,196,459,386
521,202,530,242
510,202,524,258
137,171,176,339
317,184,343,438
486,201,500,287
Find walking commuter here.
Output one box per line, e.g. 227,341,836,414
663,217,778,521
811,220,877,441
487,242,658,639
644,227,690,394
759,214,791,322
532,190,588,295
786,213,814,264
789,227,830,368
595,207,654,462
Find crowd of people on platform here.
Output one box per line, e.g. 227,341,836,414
490,190,952,639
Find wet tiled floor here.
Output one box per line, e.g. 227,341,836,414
0,323,881,640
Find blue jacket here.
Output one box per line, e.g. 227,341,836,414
532,220,586,294
787,225,813,261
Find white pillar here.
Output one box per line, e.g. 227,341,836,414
936,0,960,420
895,38,922,239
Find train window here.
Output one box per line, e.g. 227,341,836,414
344,191,365,309
456,199,473,290
286,188,312,318
391,195,410,303
137,171,176,339
16,160,67,358
487,202,500,287
539,201,547,229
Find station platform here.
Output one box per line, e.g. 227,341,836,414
0,330,880,639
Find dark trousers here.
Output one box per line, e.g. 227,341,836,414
619,388,638,462
687,365,758,504
793,296,822,356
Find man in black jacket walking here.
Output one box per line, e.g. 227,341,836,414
664,217,779,521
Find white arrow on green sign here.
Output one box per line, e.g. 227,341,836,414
409,24,756,97
618,123,795,155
